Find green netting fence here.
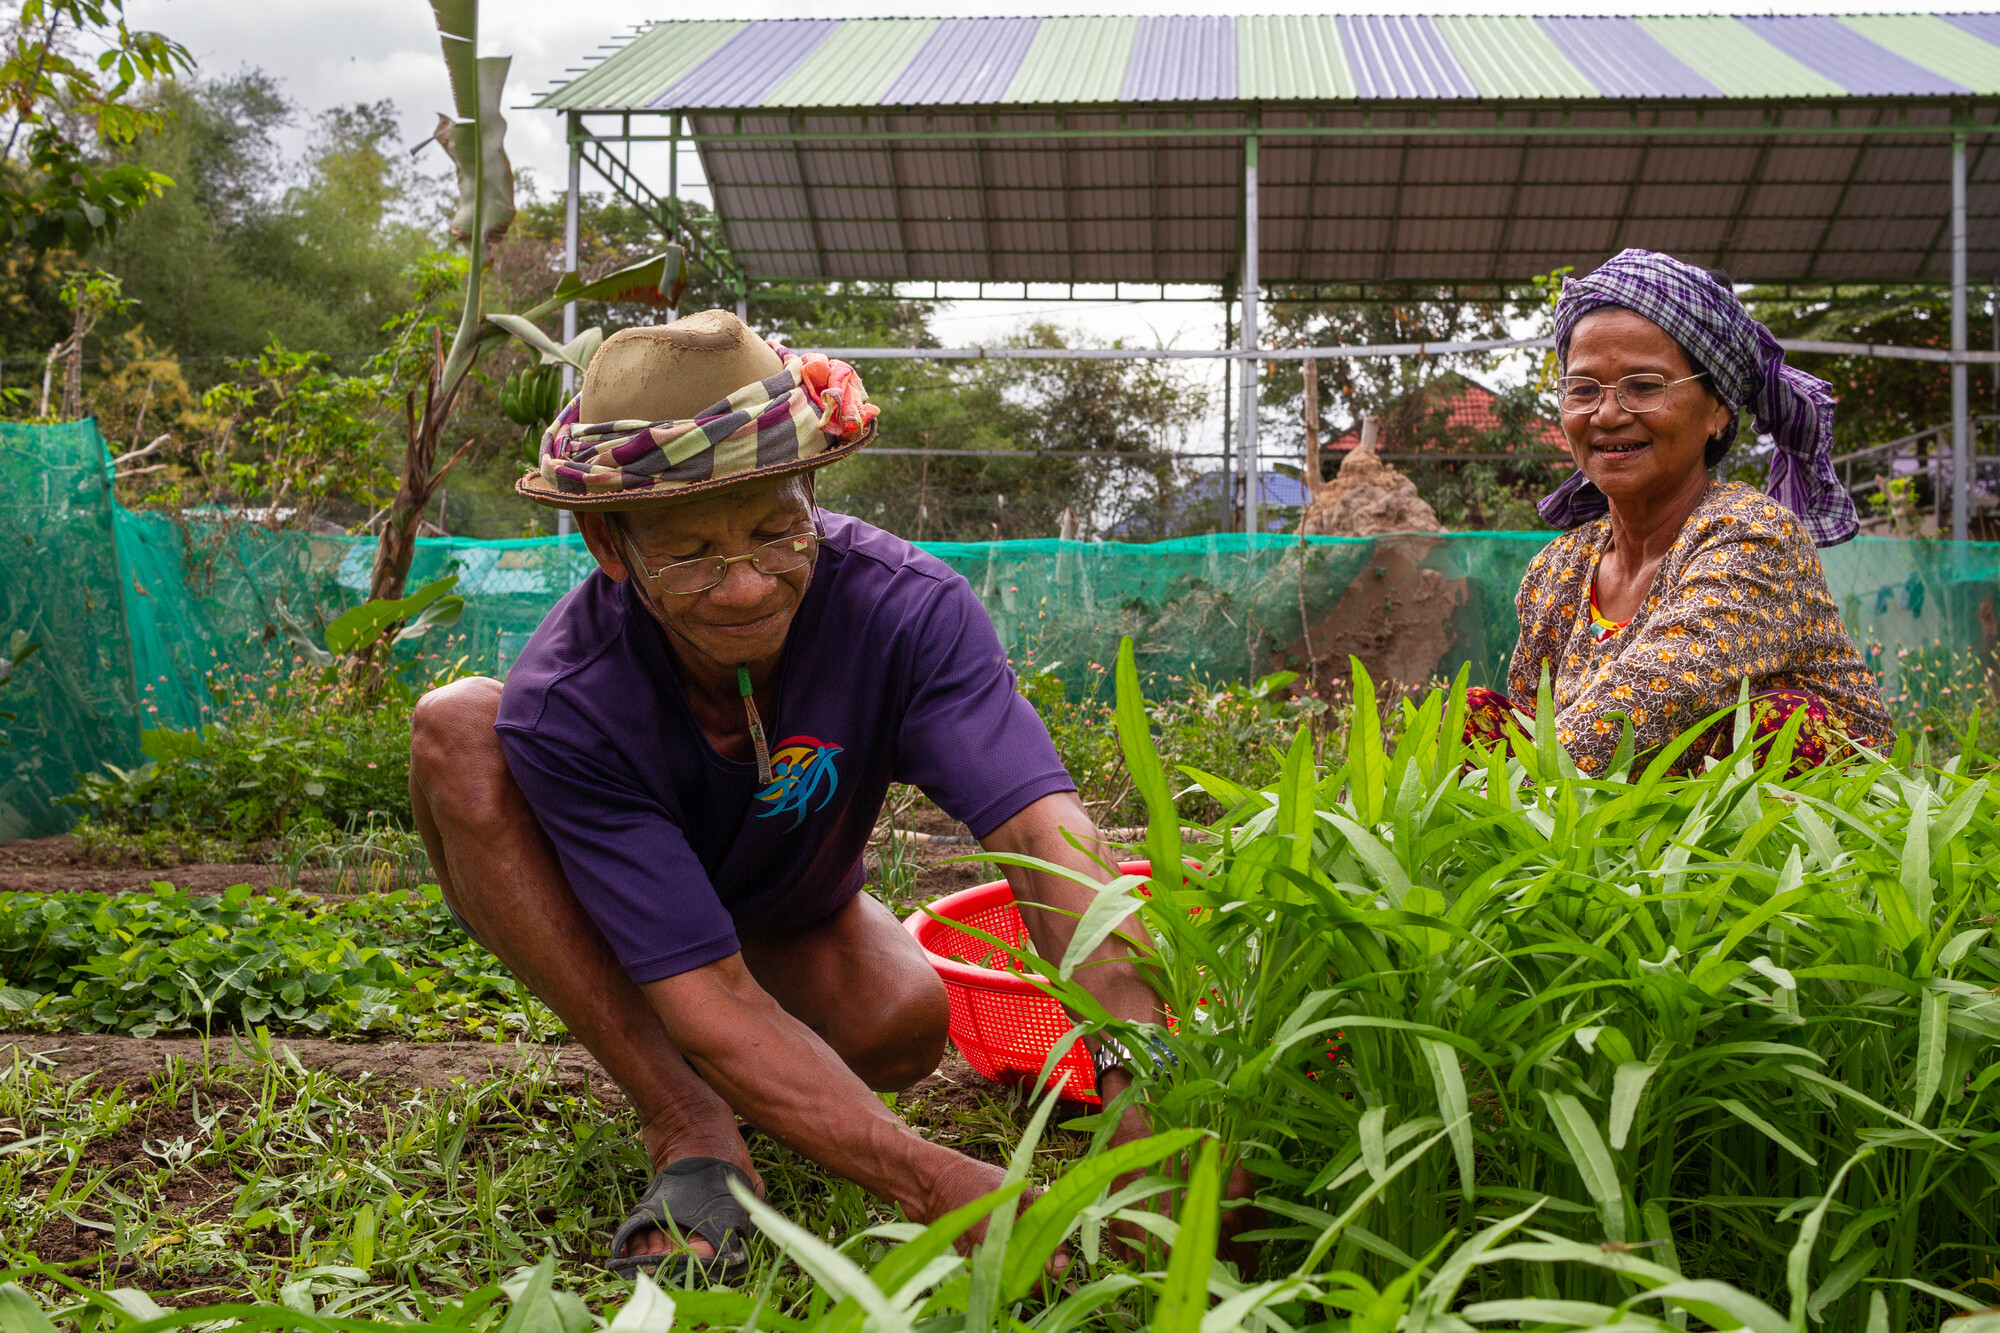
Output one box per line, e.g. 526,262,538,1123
6,422,1998,838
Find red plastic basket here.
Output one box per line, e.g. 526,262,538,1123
906,861,1152,1106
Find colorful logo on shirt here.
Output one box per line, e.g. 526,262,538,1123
755,735,843,829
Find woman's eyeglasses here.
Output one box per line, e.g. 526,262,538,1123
1556,372,1709,415
626,515,822,596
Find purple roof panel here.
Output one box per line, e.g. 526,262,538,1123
1536,18,1719,98
1945,13,2000,47
651,19,840,109
1121,15,1236,102
882,18,1040,106
1337,16,1476,99
1741,16,1967,94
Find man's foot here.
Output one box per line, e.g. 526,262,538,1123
608,1158,760,1279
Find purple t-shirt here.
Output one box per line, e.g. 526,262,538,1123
493,512,1076,984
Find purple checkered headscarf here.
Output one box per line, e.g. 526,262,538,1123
1538,249,1856,547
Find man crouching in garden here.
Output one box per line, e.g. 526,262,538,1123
407,311,1162,1282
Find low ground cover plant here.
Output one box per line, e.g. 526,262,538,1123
0,883,537,1039
1022,642,2000,1331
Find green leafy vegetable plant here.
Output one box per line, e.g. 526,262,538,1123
1012,638,2000,1330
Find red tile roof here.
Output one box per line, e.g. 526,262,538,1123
1328,375,1566,452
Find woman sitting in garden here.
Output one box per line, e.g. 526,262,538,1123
1468,248,1894,774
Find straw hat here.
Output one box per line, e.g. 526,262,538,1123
515,309,874,511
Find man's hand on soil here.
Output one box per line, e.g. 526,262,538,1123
1098,1071,1261,1272
922,1152,1071,1277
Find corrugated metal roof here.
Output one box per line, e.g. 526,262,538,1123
1636,18,1843,98
1740,15,1965,94
1123,16,1236,101
1338,16,1477,98
1844,14,2000,91
767,19,937,108
1434,17,1593,99
541,12,2000,108
1536,17,1721,98
881,18,1040,105
1237,17,1350,99
1006,17,1137,103
542,15,1998,293
547,21,741,111
1951,12,2000,46
651,20,841,110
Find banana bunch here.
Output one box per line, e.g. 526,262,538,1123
501,364,567,464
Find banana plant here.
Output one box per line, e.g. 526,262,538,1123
366,0,685,606
274,575,464,674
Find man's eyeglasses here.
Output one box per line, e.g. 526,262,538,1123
1556,372,1709,415
626,513,822,596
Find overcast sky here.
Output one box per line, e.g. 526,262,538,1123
120,0,1996,435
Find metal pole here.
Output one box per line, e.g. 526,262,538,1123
1952,130,1969,542
667,114,681,322
1221,295,1234,532
559,114,581,539
1239,133,1259,537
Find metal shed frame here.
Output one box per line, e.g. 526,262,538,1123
539,17,2000,538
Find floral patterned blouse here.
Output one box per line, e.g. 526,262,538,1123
1510,480,1895,775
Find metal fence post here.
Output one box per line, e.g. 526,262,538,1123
559,113,582,539
1951,129,1969,542
1240,132,1259,538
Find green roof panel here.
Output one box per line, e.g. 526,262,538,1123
1638,16,1844,96
764,18,938,107
1437,15,1594,98
1004,17,1138,104
1238,16,1352,99
537,21,744,110
1841,13,2000,92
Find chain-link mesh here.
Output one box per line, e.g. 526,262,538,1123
5,423,1997,836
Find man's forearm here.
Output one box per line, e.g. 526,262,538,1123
643,962,974,1213
983,792,1165,1030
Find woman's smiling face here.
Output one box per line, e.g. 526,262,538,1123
1561,307,1733,509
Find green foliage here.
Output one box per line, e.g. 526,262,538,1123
1032,645,2000,1330
0,1,193,253
199,343,393,520
0,1056,1816,1333
275,576,466,671
1749,285,1999,450
92,80,440,366
62,664,429,844
1017,666,1323,827
0,881,536,1039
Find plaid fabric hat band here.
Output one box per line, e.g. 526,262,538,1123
539,341,878,497
1540,248,1858,548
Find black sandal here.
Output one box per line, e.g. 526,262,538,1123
606,1157,757,1282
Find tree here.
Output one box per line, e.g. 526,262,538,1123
1747,285,1998,448
1259,289,1514,457
0,0,192,253
94,76,438,366
198,344,392,526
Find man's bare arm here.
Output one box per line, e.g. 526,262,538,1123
642,958,993,1221
981,791,1166,1107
